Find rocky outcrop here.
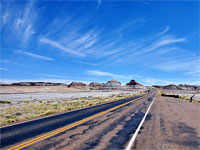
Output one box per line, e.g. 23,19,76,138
103,79,121,87
100,80,122,90
0,83,11,86
11,82,67,86
89,82,103,90
126,80,143,86
68,82,87,89
125,80,145,89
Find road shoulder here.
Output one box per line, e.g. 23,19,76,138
134,96,200,150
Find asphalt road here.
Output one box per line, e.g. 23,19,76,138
1,92,155,150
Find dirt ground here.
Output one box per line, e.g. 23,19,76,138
0,86,89,94
134,96,200,150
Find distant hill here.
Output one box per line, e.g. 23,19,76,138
10,82,67,86
152,84,200,90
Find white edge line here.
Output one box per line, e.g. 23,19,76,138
0,95,145,129
125,94,157,150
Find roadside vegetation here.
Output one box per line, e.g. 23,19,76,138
160,90,200,103
0,92,144,126
178,96,200,103
0,100,12,104
158,90,163,96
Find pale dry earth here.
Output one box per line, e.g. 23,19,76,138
0,86,88,94
0,90,142,103
135,96,200,150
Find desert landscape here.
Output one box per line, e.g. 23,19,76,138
0,79,199,127
0,79,146,126
1,1,199,149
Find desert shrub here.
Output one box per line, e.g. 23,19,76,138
158,90,162,96
0,100,12,104
23,100,30,103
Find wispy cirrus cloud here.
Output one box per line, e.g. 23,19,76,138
40,38,85,57
15,50,53,61
86,70,130,79
153,57,200,77
156,26,170,36
0,68,8,71
132,74,200,86
2,1,36,45
139,77,199,86
133,35,186,55
73,61,97,66
13,2,36,43
1,12,9,24
185,69,200,77
97,0,102,9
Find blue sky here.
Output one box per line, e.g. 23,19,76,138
0,0,199,85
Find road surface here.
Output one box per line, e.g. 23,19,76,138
134,95,200,150
1,92,155,150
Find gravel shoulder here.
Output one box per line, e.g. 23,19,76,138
134,95,200,150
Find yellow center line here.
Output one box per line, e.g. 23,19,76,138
7,95,146,150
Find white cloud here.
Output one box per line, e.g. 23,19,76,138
97,0,102,9
86,70,127,79
2,12,9,24
143,35,186,54
185,69,200,77
40,38,84,57
15,50,53,61
155,37,185,48
73,61,97,66
0,60,13,64
156,26,170,36
0,68,7,71
24,24,35,42
153,58,200,73
73,31,98,49
140,77,177,86
134,76,200,86
13,2,36,43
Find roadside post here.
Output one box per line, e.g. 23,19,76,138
190,95,195,102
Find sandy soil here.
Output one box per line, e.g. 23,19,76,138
0,86,89,94
0,90,142,102
134,96,200,150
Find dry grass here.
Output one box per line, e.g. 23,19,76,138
158,90,163,96
160,90,200,103
0,92,144,126
178,96,200,103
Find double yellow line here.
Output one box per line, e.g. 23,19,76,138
7,95,145,150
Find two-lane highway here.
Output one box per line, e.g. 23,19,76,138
1,92,156,150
